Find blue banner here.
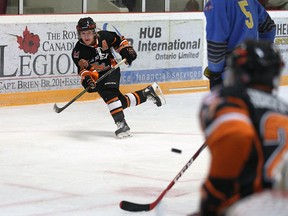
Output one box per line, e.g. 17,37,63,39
120,67,202,84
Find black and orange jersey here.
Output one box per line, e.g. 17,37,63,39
72,30,125,74
198,85,288,215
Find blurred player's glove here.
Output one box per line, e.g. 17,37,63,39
79,68,99,91
204,67,223,90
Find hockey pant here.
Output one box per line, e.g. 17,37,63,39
99,88,147,123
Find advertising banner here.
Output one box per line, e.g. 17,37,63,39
273,17,288,76
104,20,204,85
0,16,204,94
0,23,79,94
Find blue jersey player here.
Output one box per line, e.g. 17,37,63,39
203,0,276,90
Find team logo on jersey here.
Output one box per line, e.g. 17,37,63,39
73,51,80,58
96,47,109,60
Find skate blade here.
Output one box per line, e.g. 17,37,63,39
116,131,132,139
151,82,166,106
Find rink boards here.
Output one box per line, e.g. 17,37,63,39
0,12,288,106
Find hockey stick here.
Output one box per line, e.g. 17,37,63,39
53,58,127,113
119,142,207,212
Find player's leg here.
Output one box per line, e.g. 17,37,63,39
97,69,131,138
118,82,165,109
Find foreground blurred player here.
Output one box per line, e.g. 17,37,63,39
203,0,276,90
193,40,288,216
72,17,165,138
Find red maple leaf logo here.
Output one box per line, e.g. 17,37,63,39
17,26,40,54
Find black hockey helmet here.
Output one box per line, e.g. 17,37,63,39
76,17,96,32
225,39,284,89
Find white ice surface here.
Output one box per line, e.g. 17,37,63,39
1,86,287,216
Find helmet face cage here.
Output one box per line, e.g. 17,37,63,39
76,17,96,39
225,40,284,89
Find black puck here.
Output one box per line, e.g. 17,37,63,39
171,148,182,154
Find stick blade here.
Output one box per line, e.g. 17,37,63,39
120,201,150,212
53,103,63,113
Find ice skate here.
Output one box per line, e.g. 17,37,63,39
115,119,131,138
144,82,166,107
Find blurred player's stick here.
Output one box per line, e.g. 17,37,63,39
119,142,207,212
53,58,127,113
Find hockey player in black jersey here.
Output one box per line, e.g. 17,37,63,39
72,17,165,138
190,40,288,216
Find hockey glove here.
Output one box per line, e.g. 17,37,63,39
204,67,223,90
79,68,99,91
117,40,137,65
120,46,137,65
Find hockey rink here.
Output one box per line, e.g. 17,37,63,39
1,86,288,216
